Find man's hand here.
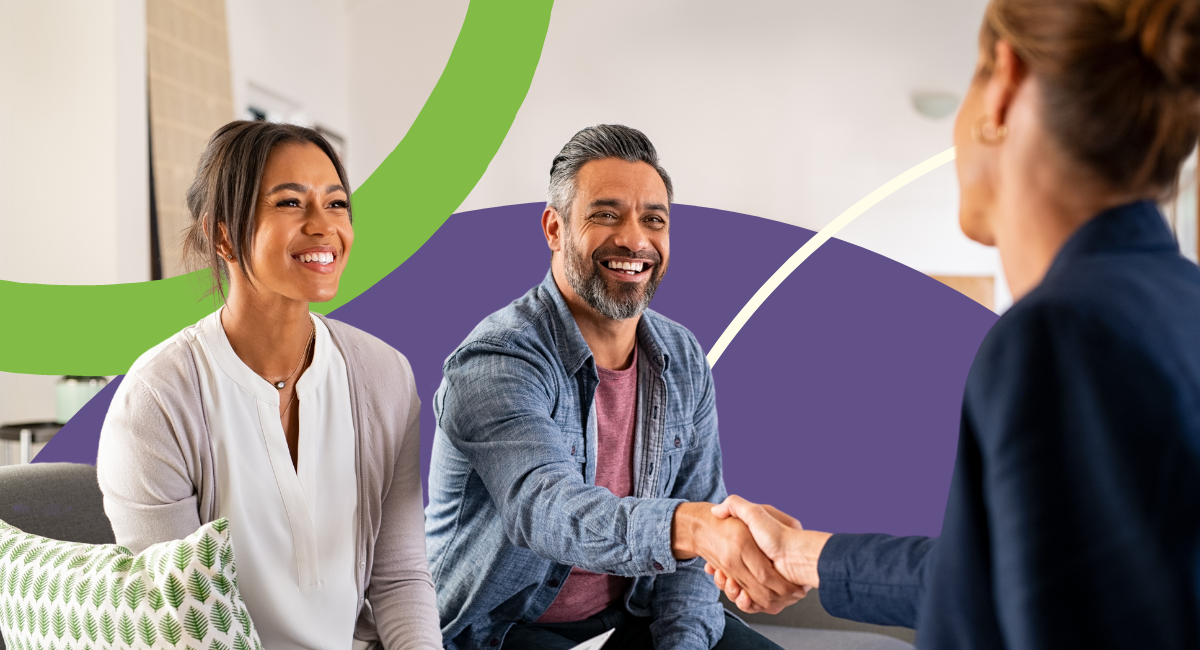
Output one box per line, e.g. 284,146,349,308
705,495,832,612
671,502,806,615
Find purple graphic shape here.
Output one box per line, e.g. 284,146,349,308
711,237,997,536
35,202,997,538
33,376,124,465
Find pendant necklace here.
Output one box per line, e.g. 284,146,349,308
266,324,315,390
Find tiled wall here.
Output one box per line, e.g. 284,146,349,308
147,0,235,278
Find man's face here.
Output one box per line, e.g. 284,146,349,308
560,158,670,321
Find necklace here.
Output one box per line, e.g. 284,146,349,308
266,324,315,390
280,334,314,419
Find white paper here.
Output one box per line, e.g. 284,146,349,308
569,628,616,650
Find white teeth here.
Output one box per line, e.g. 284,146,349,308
296,252,334,264
607,260,646,272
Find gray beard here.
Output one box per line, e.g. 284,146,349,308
563,236,660,321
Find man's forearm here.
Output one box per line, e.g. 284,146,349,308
511,486,683,576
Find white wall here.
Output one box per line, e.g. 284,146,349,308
0,373,57,426
346,0,468,189
225,0,472,197
225,0,352,162
0,0,149,287
1169,151,1198,263
0,0,149,426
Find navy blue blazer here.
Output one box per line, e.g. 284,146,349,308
817,201,1200,649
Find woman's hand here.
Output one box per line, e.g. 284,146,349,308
704,495,832,612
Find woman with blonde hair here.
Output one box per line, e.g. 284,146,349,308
97,121,441,649
710,0,1200,647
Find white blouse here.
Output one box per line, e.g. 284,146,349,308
189,309,360,650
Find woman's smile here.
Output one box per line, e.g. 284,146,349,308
291,246,340,274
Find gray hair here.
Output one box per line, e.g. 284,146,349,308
547,124,673,223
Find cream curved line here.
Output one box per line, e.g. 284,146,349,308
706,147,958,368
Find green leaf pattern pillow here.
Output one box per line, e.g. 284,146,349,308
0,518,262,650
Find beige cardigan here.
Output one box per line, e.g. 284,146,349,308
96,315,442,650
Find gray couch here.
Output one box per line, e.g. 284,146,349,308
0,463,117,650
0,463,914,650
729,592,915,648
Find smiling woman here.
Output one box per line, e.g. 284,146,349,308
95,121,443,650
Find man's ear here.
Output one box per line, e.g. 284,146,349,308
984,39,1027,130
543,206,565,254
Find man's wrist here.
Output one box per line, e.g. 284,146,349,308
671,502,708,560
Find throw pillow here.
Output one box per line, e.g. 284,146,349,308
0,517,262,650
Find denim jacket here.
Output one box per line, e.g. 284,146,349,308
426,271,727,650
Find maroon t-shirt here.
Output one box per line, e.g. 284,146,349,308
537,347,638,623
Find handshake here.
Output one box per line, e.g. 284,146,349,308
672,496,833,615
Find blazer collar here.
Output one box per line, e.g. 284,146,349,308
1045,200,1177,280
539,269,669,378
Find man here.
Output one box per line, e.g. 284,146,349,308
425,125,801,650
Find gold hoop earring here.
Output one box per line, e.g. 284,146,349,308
972,117,1008,145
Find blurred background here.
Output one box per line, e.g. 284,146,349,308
1,0,1196,461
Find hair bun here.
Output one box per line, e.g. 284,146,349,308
1127,0,1200,91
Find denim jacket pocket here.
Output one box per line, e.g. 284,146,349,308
660,424,697,495
663,423,697,456
564,429,586,470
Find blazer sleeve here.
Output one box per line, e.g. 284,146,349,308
96,372,205,554
816,533,936,628
366,355,443,650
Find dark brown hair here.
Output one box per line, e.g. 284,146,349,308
979,0,1200,196
183,120,351,299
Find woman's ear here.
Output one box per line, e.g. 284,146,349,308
984,39,1027,130
214,220,235,260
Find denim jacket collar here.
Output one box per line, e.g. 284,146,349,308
538,269,670,379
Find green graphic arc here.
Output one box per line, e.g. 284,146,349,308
0,0,554,376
